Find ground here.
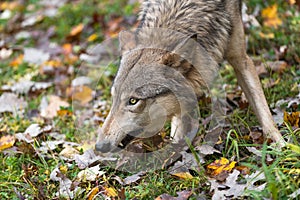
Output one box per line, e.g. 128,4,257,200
0,0,299,199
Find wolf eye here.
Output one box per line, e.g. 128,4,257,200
128,98,139,105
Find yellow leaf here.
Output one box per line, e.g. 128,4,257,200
43,60,62,68
70,24,84,36
10,54,24,67
207,157,236,176
0,135,15,151
72,86,93,105
288,0,296,5
59,165,68,174
287,143,300,154
87,33,98,42
172,172,194,180
104,186,118,197
259,32,275,39
284,111,300,127
261,4,282,28
0,2,21,10
87,187,99,200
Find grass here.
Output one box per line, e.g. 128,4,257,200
0,0,299,199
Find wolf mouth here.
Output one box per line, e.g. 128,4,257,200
118,128,144,149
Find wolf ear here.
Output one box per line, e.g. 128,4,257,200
135,84,170,99
119,31,137,54
161,34,197,74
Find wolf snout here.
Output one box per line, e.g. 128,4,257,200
95,140,112,153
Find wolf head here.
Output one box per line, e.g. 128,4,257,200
95,29,217,153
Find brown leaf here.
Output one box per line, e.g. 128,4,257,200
70,86,93,105
40,95,70,119
155,190,192,200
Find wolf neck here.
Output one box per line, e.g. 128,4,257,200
138,0,232,63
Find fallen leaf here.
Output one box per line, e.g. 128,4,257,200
235,165,251,175
71,85,94,105
9,54,24,67
70,23,84,37
62,43,72,55
123,171,146,185
23,48,50,65
104,186,118,197
87,187,99,200
155,190,192,200
0,1,21,10
0,48,13,59
261,4,282,28
0,135,15,151
284,111,300,127
15,124,45,143
259,32,275,39
77,165,105,182
172,172,194,180
59,145,80,159
266,61,288,74
0,93,28,115
207,157,236,181
40,95,70,119
87,33,98,42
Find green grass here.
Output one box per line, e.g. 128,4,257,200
0,0,299,199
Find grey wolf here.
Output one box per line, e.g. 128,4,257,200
95,0,285,153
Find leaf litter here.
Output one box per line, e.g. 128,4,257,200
0,0,299,199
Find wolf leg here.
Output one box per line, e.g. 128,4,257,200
225,16,285,147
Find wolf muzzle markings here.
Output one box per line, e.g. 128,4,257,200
95,0,285,153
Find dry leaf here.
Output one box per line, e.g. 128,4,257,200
207,157,236,180
284,111,300,127
71,85,93,105
10,54,24,67
87,33,98,42
40,95,70,119
0,2,21,10
155,190,192,200
0,135,15,151
62,43,72,55
87,187,99,200
261,4,282,28
70,23,84,36
0,92,27,115
104,186,118,197
172,172,194,180
259,32,275,39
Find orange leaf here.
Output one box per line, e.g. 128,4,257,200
207,157,236,176
57,109,73,117
72,86,93,105
87,187,99,200
70,24,84,36
0,135,15,151
10,54,24,67
62,43,72,55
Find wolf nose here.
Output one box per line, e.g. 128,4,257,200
95,140,112,153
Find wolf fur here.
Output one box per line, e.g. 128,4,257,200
95,0,285,153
